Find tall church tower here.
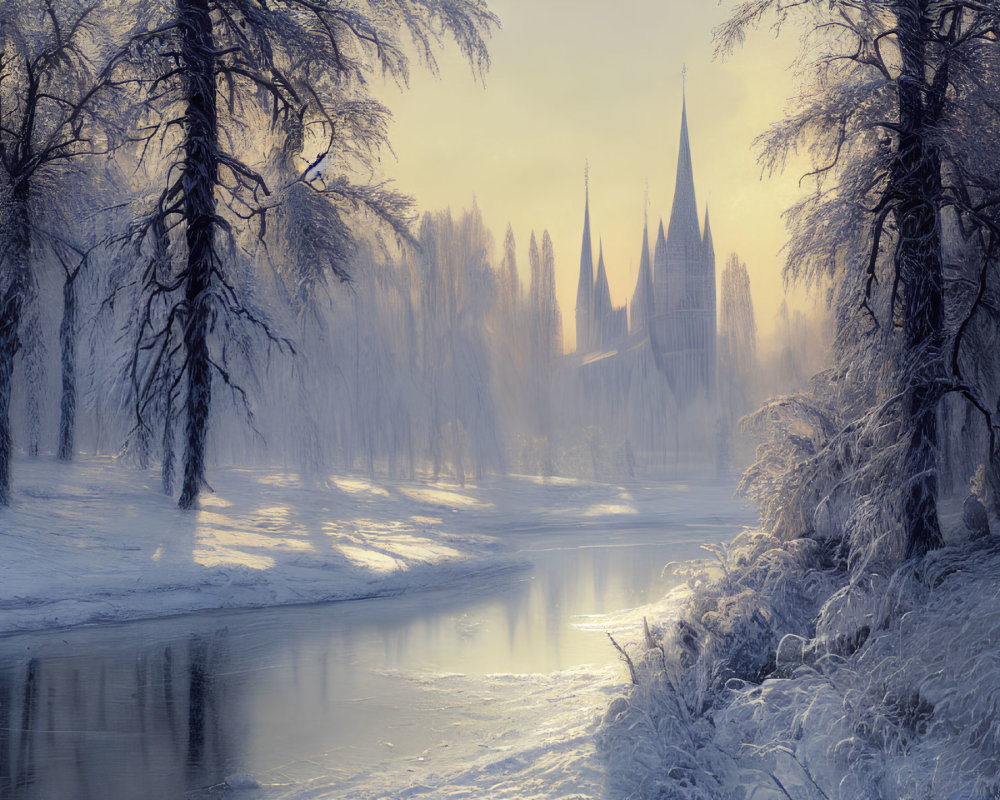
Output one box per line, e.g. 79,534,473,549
650,86,717,404
575,174,594,354
657,91,701,313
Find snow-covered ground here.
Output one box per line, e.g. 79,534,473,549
0,456,738,635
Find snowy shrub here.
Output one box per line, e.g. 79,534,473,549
738,363,915,579
600,537,1000,800
738,384,841,543
719,541,1000,800
597,531,841,799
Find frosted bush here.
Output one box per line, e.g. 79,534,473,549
597,530,841,799
599,535,1000,800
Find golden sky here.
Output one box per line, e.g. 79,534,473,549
374,0,809,349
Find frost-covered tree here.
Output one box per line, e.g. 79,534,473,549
123,0,497,508
526,230,562,364
721,0,1000,561
51,234,98,463
520,229,562,473
718,253,756,430
0,0,127,501
539,231,562,360
416,206,503,483
498,223,520,322
37,160,129,464
527,231,541,334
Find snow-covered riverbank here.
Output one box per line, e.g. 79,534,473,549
0,457,750,635
599,526,1000,800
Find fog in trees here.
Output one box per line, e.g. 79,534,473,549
0,0,835,503
0,0,130,502
717,253,757,467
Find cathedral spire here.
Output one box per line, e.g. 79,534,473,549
668,85,700,252
702,206,714,259
575,169,595,353
702,206,716,308
631,216,654,335
594,241,612,351
595,241,611,315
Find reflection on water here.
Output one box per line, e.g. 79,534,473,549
0,526,734,799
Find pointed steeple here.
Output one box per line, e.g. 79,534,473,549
594,241,611,314
631,218,653,334
575,171,595,353
702,207,715,267
593,241,612,350
657,88,704,313
667,91,701,257
653,218,668,314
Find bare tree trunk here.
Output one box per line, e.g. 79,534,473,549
135,419,151,470
0,190,29,504
162,374,175,495
57,276,77,461
0,286,21,505
895,0,945,559
21,291,42,459
177,0,218,509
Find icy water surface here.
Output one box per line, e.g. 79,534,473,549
0,483,752,799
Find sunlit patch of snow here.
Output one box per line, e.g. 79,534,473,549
254,473,302,488
333,525,464,564
348,518,411,533
582,503,639,517
199,494,233,508
255,505,291,524
399,487,495,510
196,526,315,553
410,515,443,525
367,534,462,563
194,545,275,571
332,477,391,498
515,474,584,486
335,544,403,573
196,510,235,528
151,546,164,562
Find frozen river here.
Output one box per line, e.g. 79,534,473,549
0,480,753,799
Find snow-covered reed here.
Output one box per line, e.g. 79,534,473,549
598,529,1000,799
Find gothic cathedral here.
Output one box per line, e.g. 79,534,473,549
575,94,716,407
